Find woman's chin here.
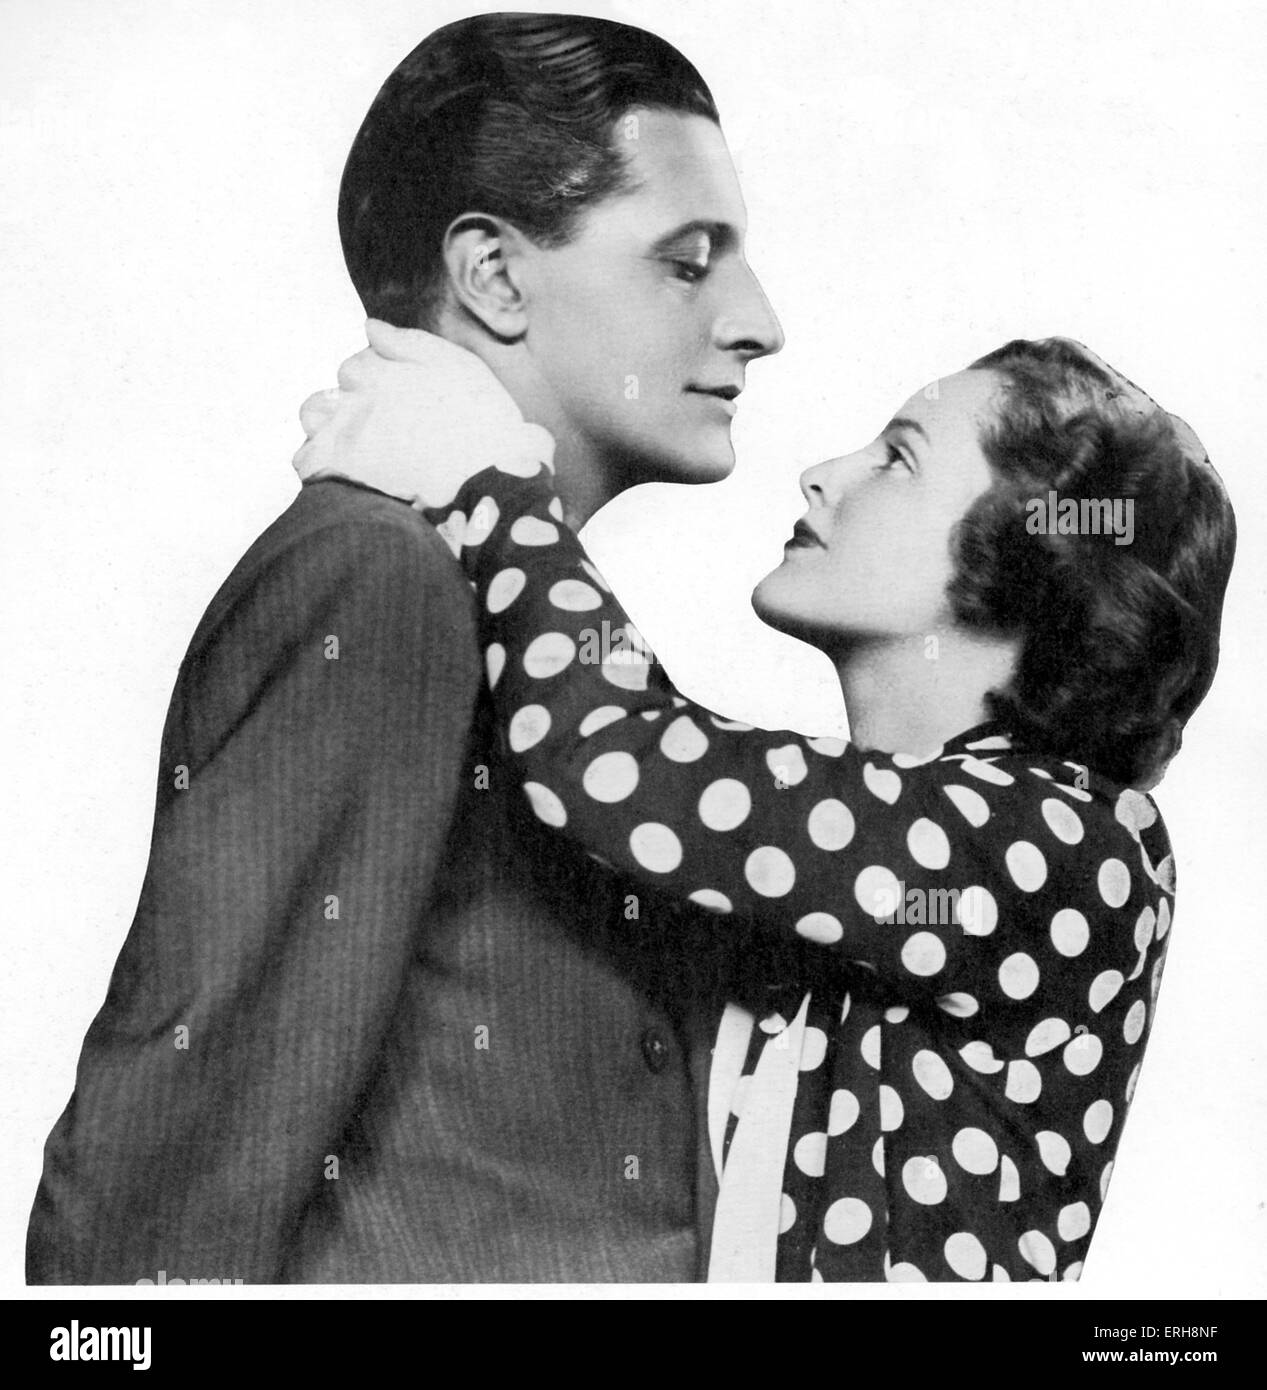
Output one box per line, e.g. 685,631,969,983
751,574,821,645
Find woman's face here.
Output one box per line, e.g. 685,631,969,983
752,369,1002,647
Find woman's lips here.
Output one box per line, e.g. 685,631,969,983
785,519,826,550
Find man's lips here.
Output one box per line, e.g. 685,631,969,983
685,384,741,417
785,519,826,550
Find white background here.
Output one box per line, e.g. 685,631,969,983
2,0,1264,1298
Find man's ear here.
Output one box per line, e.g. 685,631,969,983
441,214,531,340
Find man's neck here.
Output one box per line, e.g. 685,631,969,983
434,315,622,529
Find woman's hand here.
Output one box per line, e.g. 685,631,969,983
293,318,555,511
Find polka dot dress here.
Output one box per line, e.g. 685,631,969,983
433,467,1178,1282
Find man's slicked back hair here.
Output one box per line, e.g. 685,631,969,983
339,13,720,328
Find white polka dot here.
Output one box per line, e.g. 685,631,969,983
434,509,467,555
546,495,564,520
1005,1060,1042,1103
793,1130,828,1177
659,715,708,762
872,1137,886,1176
999,1154,1021,1201
547,578,602,611
1026,1018,1072,1056
523,632,575,678
464,496,499,545
885,1260,927,1282
907,818,951,870
578,705,626,737
1134,905,1156,953
863,762,902,803
509,515,559,546
1115,787,1157,836
823,1197,873,1245
758,1013,787,1036
968,733,1013,751
1123,999,1147,1044
902,1155,947,1204
688,888,732,913
1098,857,1131,908
808,799,855,850
855,864,903,920
766,744,808,787
800,1026,829,1072
599,655,649,693
1006,841,1047,892
1063,1032,1102,1076
1127,950,1147,982
860,1024,881,1069
523,782,566,827
796,912,843,944
999,952,1040,999
1018,1230,1056,1276
1042,797,1085,845
582,751,639,803
992,1265,1012,1282
698,779,751,831
744,846,795,897
912,1049,954,1100
486,568,526,614
808,735,846,757
1125,1061,1142,1103
893,744,944,767
828,1088,860,1136
485,643,506,689
778,1193,797,1235
957,886,998,935
508,704,551,752
944,1232,987,1280
880,1085,904,1131
1036,1130,1071,1176
1050,908,1090,957
885,1005,910,1023
958,756,1015,786
1084,1099,1114,1144
1156,897,1172,940
937,992,978,1017
960,1041,1004,1074
1089,970,1124,1012
1063,1261,1084,1281
629,823,681,873
1100,1160,1115,1201
839,994,851,1024
952,1127,999,1174
579,558,610,592
942,783,990,827
709,714,752,732
1058,1202,1091,1242
901,932,946,977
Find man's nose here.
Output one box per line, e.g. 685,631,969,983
714,260,785,360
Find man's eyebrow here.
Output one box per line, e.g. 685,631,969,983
649,219,739,253
884,416,929,440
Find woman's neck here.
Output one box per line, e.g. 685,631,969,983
835,627,1019,757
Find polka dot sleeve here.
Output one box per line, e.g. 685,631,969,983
438,467,1175,1004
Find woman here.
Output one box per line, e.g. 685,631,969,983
298,332,1235,1281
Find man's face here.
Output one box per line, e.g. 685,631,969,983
517,108,784,485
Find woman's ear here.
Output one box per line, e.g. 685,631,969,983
441,214,530,340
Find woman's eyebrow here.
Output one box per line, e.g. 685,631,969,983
884,416,928,440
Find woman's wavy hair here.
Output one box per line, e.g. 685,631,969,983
339,13,719,329
947,338,1236,789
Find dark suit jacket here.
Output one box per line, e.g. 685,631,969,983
27,478,738,1283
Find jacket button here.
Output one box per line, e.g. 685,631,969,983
640,1028,670,1073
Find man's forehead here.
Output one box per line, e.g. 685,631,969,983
609,107,748,237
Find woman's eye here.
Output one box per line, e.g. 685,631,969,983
880,441,908,470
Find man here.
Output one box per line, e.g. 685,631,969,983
28,13,782,1283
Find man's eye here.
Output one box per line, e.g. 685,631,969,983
669,258,709,283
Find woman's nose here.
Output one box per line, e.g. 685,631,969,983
799,450,862,507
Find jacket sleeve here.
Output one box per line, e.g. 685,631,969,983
435,467,1159,1002
27,507,480,1284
